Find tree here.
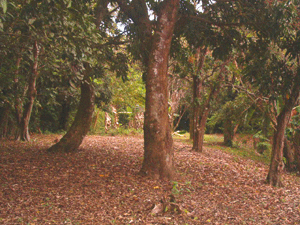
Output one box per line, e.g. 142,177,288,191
242,0,300,186
115,0,180,178
47,0,128,152
48,63,95,152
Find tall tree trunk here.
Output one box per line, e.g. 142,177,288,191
267,77,300,186
192,74,202,151
192,47,206,151
13,54,23,140
140,0,180,179
17,41,39,141
48,65,95,153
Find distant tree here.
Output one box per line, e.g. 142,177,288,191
242,0,300,186
48,0,128,152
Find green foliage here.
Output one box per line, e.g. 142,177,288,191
242,0,300,102
0,0,7,13
207,92,253,133
0,0,130,135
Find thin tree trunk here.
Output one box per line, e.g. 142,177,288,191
192,47,206,151
48,64,95,152
267,77,300,186
196,83,221,152
13,54,23,140
173,106,187,131
18,41,39,141
192,74,202,151
140,0,180,179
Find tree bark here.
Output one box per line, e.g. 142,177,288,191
17,41,39,141
139,0,180,179
192,47,206,152
13,54,23,140
267,77,300,186
266,110,291,186
283,137,295,172
48,65,95,152
116,0,179,179
192,74,202,151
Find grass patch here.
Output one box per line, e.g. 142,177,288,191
214,144,271,165
99,127,143,136
175,132,271,165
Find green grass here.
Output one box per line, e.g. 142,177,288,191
173,131,271,165
91,127,144,136
214,144,271,165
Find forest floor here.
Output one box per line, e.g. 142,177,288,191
1,134,300,225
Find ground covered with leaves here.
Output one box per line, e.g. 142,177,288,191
1,134,300,224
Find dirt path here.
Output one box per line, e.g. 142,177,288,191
1,135,300,224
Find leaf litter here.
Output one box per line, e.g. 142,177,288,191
0,134,300,224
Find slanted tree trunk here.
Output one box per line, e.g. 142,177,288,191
17,41,39,141
195,83,221,152
173,105,187,131
140,0,180,179
267,78,300,186
48,65,95,153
